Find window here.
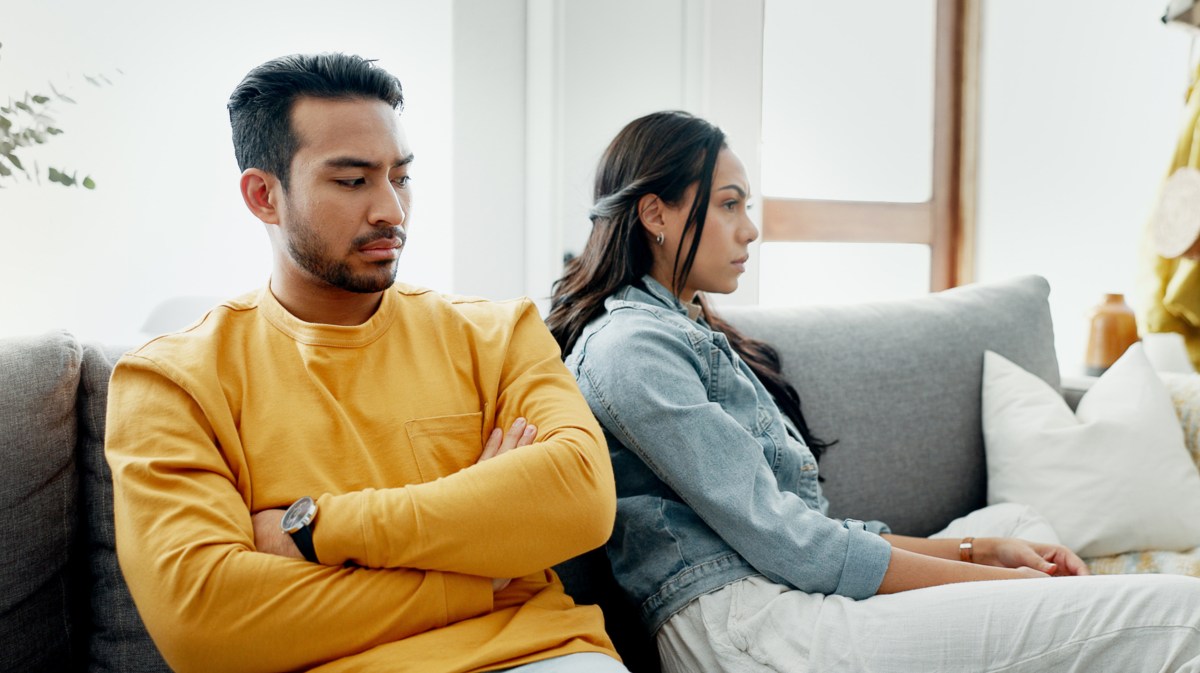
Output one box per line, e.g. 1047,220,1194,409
759,0,975,304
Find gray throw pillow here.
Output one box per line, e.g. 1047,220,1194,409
77,343,170,673
722,275,1060,536
0,331,82,672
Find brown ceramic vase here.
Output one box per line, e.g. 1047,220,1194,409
1084,293,1139,376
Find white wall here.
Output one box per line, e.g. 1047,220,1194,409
5,0,1186,373
452,0,528,300
1,1,453,344
976,0,1194,373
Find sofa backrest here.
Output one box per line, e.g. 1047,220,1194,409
0,331,82,672
0,332,168,673
721,274,1060,536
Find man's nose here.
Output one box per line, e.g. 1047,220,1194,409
369,183,407,227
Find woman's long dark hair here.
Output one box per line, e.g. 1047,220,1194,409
546,111,832,457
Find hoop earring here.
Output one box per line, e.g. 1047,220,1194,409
655,231,665,246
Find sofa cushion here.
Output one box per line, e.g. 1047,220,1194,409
0,331,82,672
78,343,170,673
722,275,1060,536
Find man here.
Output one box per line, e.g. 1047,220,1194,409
106,53,626,673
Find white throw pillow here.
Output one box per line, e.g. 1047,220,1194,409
982,343,1200,557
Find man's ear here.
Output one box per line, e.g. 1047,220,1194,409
637,193,665,237
240,168,282,225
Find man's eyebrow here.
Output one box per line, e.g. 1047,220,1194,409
716,184,747,198
322,153,415,170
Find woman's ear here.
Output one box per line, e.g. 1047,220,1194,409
637,193,664,237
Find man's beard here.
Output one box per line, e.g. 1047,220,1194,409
285,214,402,294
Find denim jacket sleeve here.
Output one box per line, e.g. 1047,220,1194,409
575,312,891,600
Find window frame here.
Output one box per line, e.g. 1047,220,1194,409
760,0,978,291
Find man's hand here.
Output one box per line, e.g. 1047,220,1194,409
251,508,303,559
480,417,537,592
975,537,1090,577
478,417,537,463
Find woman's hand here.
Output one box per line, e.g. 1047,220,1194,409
975,538,1090,577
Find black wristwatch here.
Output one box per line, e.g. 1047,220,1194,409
280,496,319,563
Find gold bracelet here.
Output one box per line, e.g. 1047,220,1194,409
959,536,975,563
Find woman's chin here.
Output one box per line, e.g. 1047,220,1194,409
707,281,739,296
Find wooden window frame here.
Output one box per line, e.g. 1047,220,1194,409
760,0,979,291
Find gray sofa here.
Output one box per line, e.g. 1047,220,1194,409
0,275,1185,673
1,333,168,672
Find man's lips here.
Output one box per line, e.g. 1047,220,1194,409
360,239,403,251
358,235,405,261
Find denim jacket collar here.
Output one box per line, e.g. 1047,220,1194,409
625,275,704,323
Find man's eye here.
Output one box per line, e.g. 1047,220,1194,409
337,178,365,187
393,175,412,187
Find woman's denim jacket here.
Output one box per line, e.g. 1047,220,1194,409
565,277,892,632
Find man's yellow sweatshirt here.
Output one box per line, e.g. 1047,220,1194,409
105,283,619,673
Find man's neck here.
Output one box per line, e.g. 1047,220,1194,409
269,276,385,326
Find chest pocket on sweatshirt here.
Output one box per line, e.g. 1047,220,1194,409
405,412,484,483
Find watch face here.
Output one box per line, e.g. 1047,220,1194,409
281,496,315,533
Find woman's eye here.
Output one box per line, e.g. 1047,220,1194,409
723,200,739,211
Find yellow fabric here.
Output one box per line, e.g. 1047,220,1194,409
106,284,619,673
1140,63,1200,369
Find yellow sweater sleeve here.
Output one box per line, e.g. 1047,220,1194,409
313,300,617,577
106,358,494,673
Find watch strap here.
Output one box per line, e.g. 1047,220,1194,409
290,524,319,563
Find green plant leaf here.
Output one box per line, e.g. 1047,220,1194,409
46,127,63,135
0,115,11,131
82,176,95,189
3,151,24,171
31,95,49,105
0,162,13,177
49,83,76,105
14,100,32,112
48,167,77,186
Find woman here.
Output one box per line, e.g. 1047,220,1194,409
547,110,1200,672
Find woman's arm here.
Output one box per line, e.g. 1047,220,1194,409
882,534,1090,581
877,546,1048,594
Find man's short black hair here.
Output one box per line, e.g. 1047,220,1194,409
227,52,404,190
